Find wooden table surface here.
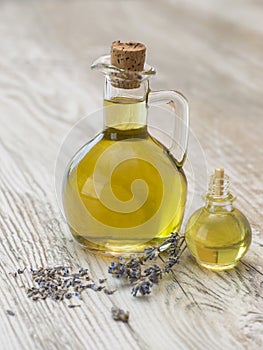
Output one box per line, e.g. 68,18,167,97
1,0,263,349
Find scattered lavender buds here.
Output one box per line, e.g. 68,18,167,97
14,265,115,305
108,232,186,297
111,306,129,323
10,231,185,325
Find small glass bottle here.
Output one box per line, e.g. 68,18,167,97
185,168,252,270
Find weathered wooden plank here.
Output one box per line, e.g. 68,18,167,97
0,0,262,349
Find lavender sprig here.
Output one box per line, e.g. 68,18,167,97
108,232,186,297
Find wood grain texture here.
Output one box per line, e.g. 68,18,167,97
1,0,263,349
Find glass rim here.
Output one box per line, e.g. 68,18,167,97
91,55,156,81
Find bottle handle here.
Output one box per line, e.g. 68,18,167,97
148,90,189,167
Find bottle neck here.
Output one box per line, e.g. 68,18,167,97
204,174,235,212
103,78,149,133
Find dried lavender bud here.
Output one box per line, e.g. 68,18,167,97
131,278,153,297
143,265,162,283
104,288,117,295
6,310,15,316
144,246,159,260
165,256,180,273
99,278,107,284
108,260,126,277
126,266,141,284
68,304,81,309
168,247,180,257
111,306,129,323
108,261,119,273
9,272,17,278
93,285,105,292
126,256,142,267
118,256,126,264
17,268,26,274
158,232,180,253
162,232,179,246
75,291,82,299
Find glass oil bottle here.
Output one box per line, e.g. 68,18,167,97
62,41,189,255
185,168,252,270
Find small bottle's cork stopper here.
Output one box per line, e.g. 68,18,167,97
214,168,224,179
110,40,146,89
214,168,225,196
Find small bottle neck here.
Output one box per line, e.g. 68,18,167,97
103,78,149,135
204,174,235,212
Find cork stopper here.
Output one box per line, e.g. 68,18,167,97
214,168,225,196
110,41,146,89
